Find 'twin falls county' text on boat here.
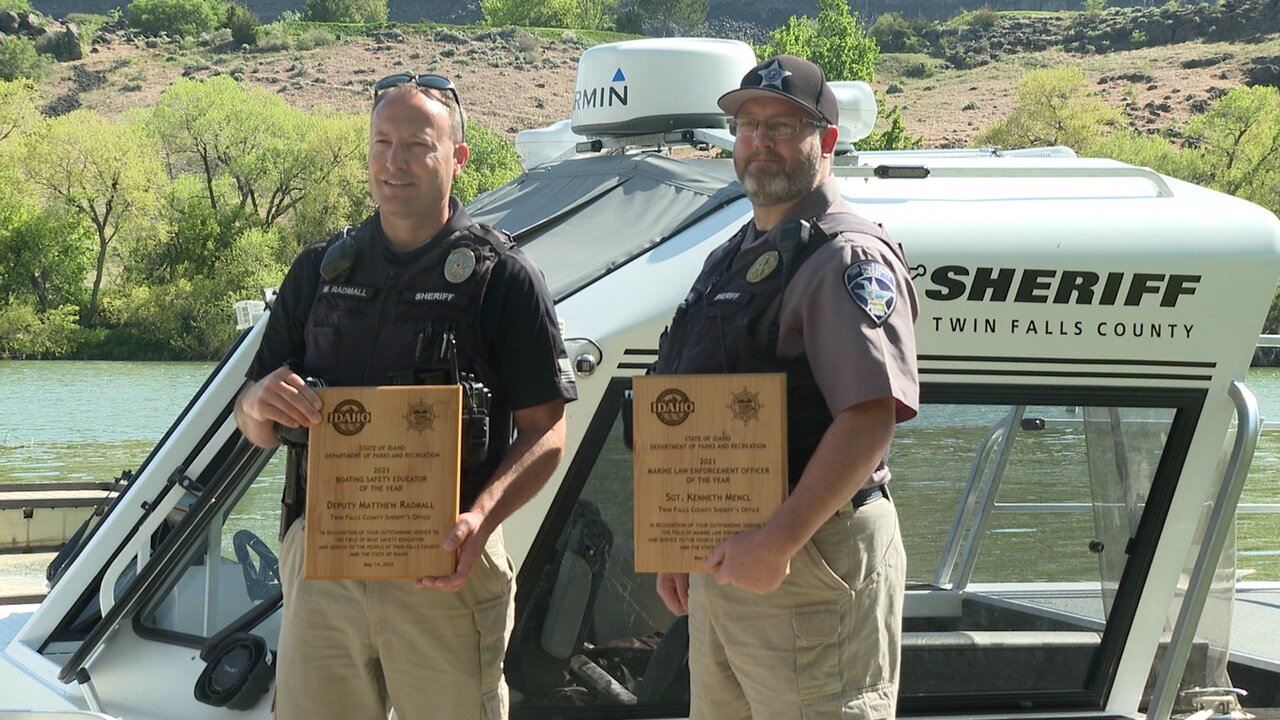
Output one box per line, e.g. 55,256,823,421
3,38,1280,720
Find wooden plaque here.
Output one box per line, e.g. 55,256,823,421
632,373,788,573
304,385,461,580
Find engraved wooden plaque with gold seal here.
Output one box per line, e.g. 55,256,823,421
632,373,788,573
304,385,461,580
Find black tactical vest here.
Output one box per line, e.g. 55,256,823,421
655,212,902,486
300,216,513,502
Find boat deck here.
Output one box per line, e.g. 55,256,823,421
0,483,115,555
0,485,117,510
1234,583,1280,667
0,552,54,605
1,566,1277,718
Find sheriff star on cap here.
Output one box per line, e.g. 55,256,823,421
757,60,792,89
717,54,839,126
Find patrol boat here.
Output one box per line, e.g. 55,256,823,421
3,38,1280,720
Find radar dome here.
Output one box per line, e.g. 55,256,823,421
570,38,756,137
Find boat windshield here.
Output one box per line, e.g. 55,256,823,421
467,154,742,301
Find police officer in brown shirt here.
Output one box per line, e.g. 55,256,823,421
653,55,919,720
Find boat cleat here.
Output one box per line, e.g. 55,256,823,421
1177,687,1254,720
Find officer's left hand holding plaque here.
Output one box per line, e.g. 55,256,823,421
304,386,461,580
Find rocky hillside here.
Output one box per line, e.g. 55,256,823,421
28,0,1165,28
8,0,1280,149
919,0,1280,69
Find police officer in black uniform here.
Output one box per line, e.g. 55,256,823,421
235,74,576,720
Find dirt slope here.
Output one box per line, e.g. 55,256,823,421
35,24,1280,147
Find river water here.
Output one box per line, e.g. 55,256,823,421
2,360,1279,580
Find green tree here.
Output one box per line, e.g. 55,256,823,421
284,113,370,252
0,0,32,10
224,2,260,45
858,101,923,151
0,203,93,313
454,122,524,204
1183,85,1280,211
112,225,288,358
304,0,387,24
127,174,232,284
0,79,39,143
869,12,927,54
127,0,222,36
976,66,1123,151
561,0,618,30
148,77,365,233
479,0,617,29
24,110,165,327
1088,129,1201,182
0,37,50,82
758,0,877,83
0,303,81,359
627,0,707,34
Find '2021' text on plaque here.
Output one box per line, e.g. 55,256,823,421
633,373,787,573
305,385,461,580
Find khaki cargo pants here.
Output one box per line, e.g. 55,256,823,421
275,518,515,720
688,496,905,720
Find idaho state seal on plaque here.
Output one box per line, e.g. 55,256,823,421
729,387,761,425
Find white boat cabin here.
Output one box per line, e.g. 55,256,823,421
3,39,1279,720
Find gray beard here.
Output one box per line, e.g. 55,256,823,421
738,146,821,207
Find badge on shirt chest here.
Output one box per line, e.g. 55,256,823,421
844,260,897,326
445,246,478,284
746,250,780,283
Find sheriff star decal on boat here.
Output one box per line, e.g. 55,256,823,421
845,260,896,325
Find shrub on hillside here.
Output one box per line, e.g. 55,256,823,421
953,7,1000,29
614,5,643,33
304,0,387,24
224,2,260,45
627,0,706,34
0,37,49,82
0,0,32,11
294,26,337,48
869,12,927,54
480,0,618,30
128,0,222,37
453,122,523,204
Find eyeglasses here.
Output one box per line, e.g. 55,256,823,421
728,116,827,140
373,73,465,137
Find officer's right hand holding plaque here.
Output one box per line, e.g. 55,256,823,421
632,373,788,573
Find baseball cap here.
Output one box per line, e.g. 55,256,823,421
718,55,839,126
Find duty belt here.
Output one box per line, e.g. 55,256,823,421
852,484,889,508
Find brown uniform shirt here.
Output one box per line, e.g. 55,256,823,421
736,178,920,424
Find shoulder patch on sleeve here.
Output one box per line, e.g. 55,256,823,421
844,260,897,326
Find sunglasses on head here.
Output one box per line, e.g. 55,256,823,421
373,73,465,136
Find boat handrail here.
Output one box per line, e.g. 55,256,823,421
952,406,1027,590
1148,380,1261,720
933,418,1007,586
